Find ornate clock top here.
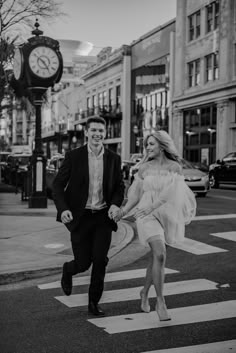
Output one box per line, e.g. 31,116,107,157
32,19,43,37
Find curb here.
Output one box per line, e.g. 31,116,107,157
0,221,135,285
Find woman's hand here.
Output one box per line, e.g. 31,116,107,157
134,205,153,219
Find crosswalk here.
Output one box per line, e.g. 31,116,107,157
38,230,236,352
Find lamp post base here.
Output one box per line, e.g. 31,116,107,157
28,153,48,208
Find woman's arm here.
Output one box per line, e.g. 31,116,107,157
112,164,145,221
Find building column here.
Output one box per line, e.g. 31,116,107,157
172,107,183,157
216,100,229,159
121,45,131,161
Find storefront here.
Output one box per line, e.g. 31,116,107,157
183,104,217,165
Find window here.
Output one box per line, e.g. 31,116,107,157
188,10,201,41
108,88,114,107
205,53,219,82
195,59,200,85
87,97,91,110
98,92,103,108
116,85,121,106
102,91,107,106
188,59,200,87
206,1,219,33
92,95,97,108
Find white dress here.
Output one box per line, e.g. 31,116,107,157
126,165,197,246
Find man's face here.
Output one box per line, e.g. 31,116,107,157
85,122,106,149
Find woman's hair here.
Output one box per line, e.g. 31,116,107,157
143,130,181,163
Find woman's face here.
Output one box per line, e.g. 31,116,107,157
146,136,162,159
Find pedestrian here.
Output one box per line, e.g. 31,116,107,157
52,116,125,317
112,130,196,321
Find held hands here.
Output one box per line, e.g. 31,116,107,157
108,205,124,223
61,210,73,224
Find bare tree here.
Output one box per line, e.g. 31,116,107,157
0,0,65,105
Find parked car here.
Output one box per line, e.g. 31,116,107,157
129,158,210,197
46,154,64,198
181,159,210,197
209,152,236,188
4,153,31,186
122,153,143,179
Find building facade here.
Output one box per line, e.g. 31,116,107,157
130,19,175,154
172,0,236,165
78,45,131,161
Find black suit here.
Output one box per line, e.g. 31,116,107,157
52,145,124,303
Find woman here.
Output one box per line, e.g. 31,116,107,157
112,130,196,321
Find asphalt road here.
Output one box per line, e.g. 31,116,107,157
0,186,236,353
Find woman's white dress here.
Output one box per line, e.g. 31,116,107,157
126,165,197,246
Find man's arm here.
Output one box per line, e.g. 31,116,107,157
52,152,71,215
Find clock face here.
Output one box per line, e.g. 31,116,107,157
29,46,60,79
13,48,23,80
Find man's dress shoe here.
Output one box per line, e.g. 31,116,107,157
88,302,105,316
61,263,72,296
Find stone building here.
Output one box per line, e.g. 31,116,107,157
172,0,236,165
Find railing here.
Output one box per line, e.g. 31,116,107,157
75,104,122,121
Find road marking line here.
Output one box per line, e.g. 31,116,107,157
141,339,236,353
88,300,236,334
193,214,236,221
211,231,236,242
170,237,227,255
38,267,178,290
55,279,217,308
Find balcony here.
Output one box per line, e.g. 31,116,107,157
75,104,122,125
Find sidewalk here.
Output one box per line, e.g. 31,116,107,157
0,183,135,285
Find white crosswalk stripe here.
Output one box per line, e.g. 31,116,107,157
141,339,236,353
38,267,178,290
55,278,218,307
211,231,236,242
88,300,236,334
169,237,227,255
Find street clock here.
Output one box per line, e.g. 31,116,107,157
28,46,60,79
10,20,64,209
13,47,24,80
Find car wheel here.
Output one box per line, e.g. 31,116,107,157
209,173,219,188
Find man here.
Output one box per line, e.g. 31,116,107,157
52,116,124,316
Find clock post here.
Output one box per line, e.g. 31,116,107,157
12,20,63,208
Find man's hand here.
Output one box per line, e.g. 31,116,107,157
61,210,73,224
108,205,120,222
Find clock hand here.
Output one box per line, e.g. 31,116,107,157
38,57,50,71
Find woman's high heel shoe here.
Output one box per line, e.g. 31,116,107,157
155,302,171,321
140,289,150,313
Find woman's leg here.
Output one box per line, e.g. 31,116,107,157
140,255,152,312
148,237,170,320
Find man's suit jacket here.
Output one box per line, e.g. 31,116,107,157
52,145,125,232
